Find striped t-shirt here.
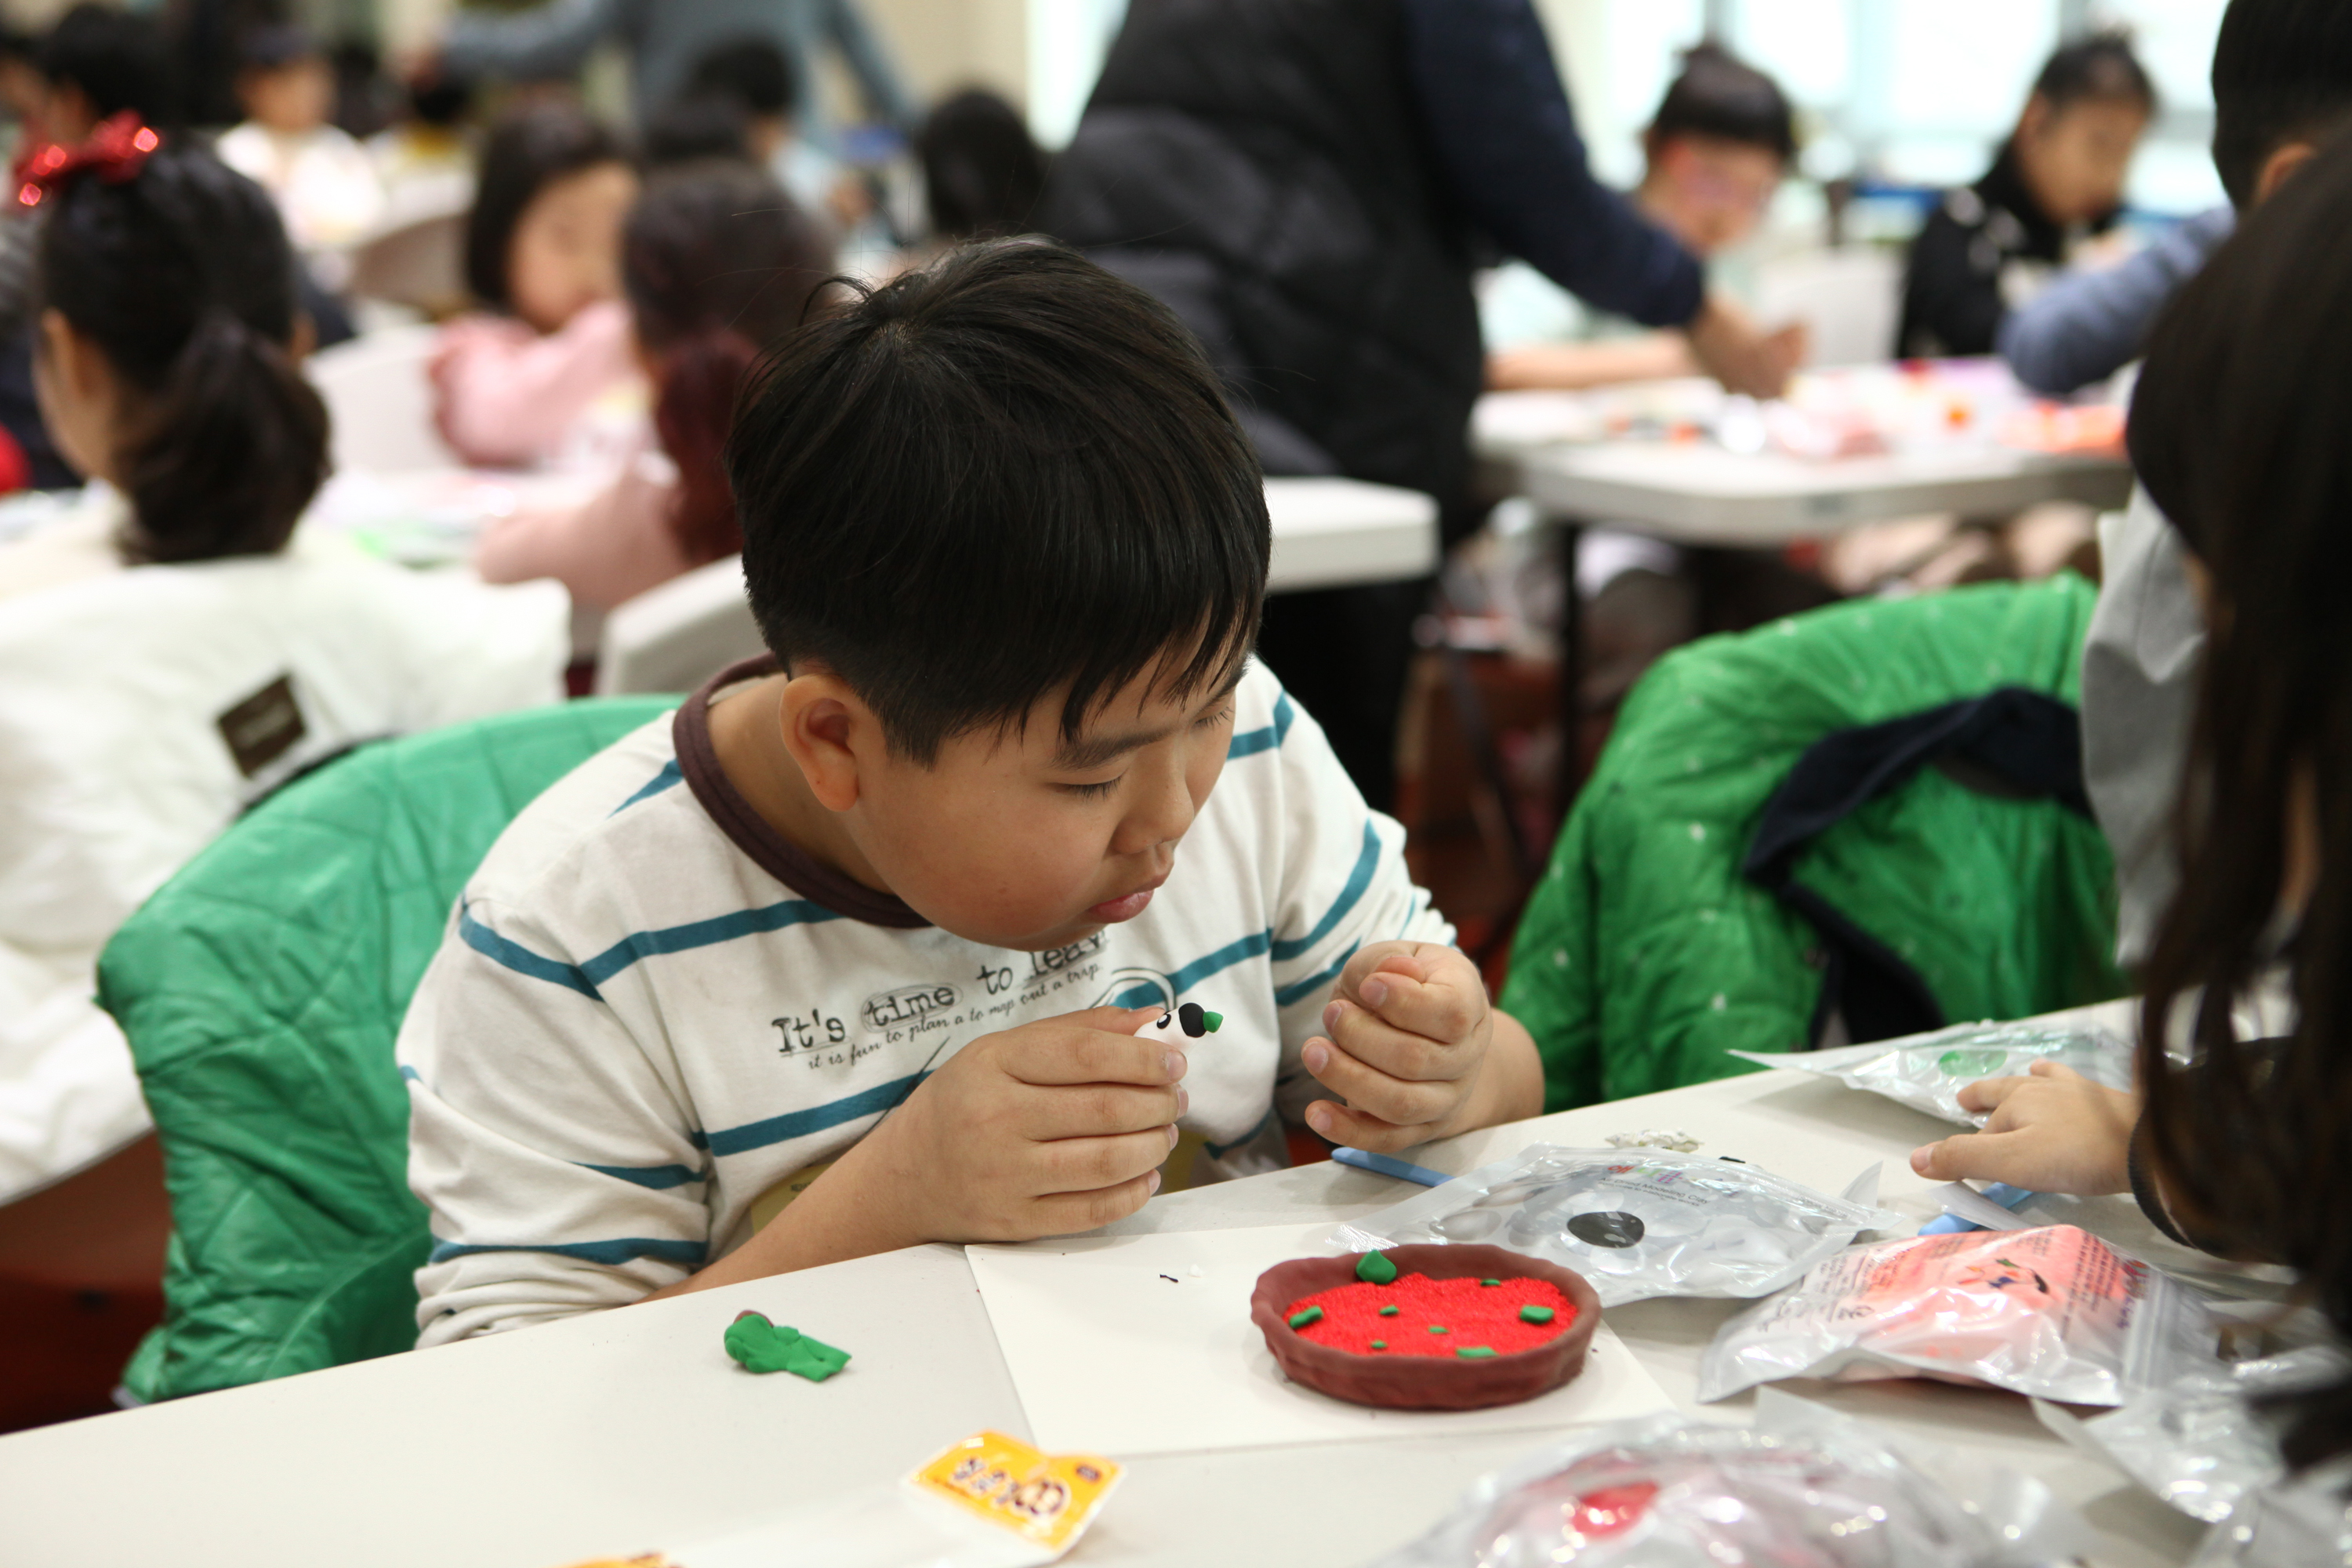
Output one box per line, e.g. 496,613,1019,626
401,657,1452,1343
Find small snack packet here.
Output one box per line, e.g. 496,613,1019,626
556,1430,1120,1568
1330,1145,1904,1308
1699,1224,2221,1406
1368,1391,2088,1567
1729,1019,2133,1128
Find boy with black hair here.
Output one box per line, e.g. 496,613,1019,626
1488,43,1801,391
1897,32,2154,360
400,241,1542,1342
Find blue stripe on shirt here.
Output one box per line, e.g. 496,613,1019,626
1110,929,1276,1009
609,759,684,815
704,1072,927,1157
459,902,601,999
578,1160,706,1190
1227,693,1296,759
576,900,843,985
1270,822,1380,960
459,898,847,996
428,1236,708,1268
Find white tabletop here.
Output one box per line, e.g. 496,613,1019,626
1263,477,1439,592
0,995,2223,1567
302,470,1439,595
1473,366,2136,546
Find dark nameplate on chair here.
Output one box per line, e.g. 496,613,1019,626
216,674,307,779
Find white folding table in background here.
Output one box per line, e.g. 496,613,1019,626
0,996,2226,1568
1472,377,2136,812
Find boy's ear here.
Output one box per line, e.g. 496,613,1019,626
2255,141,2319,205
775,670,874,813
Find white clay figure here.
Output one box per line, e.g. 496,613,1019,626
1136,1002,1222,1047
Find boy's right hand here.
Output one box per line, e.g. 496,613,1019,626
866,1006,1186,1243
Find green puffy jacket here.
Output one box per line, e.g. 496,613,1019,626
1502,576,2128,1112
103,699,674,1401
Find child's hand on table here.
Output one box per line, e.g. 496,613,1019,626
1907,1061,2140,1195
859,1005,1185,1241
1299,942,1543,1152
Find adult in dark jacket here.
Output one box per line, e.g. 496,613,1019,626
1042,0,1795,808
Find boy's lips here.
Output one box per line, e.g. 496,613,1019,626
1088,876,1167,924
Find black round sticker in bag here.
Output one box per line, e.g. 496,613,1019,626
1567,1210,1646,1248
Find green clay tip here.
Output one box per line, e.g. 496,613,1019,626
1456,1346,1498,1359
1481,1278,1501,1287
1427,1323,1449,1334
1202,1011,1223,1033
1369,1340,1386,1350
1355,1250,1399,1285
1287,1305,1324,1329
1519,1305,1555,1324
1377,1304,1400,1316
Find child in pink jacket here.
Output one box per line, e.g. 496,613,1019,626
475,159,836,609
431,103,641,467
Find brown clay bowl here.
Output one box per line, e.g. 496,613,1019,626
1250,1243,1602,1411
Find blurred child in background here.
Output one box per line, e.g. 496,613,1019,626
217,25,386,257
1485,45,1800,391
679,36,869,233
431,102,641,469
0,140,564,1205
916,87,1045,245
476,161,835,610
1897,32,2154,360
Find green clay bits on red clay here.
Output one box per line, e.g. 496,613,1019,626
1356,1250,1400,1286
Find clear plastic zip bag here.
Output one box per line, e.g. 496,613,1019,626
1729,1020,2134,1127
2035,1346,2348,1525
1368,1390,2091,1568
1699,1224,2223,1406
2189,1459,2352,1567
1330,1145,1904,1308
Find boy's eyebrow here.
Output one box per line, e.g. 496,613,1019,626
1054,662,1250,772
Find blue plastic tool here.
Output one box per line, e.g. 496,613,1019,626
1333,1146,1453,1187
1919,1181,2038,1234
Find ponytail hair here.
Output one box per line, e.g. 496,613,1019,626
38,142,328,561
622,160,835,565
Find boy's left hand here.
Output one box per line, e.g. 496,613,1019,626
1299,942,1536,1152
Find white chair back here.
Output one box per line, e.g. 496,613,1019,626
595,554,763,696
307,324,456,475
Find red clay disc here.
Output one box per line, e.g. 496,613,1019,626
1251,1243,1602,1410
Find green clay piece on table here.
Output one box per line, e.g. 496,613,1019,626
1370,1340,1387,1350
1287,1305,1324,1329
1378,1304,1400,1317
724,1312,852,1381
1520,1305,1556,1325
1456,1346,1498,1360
1202,1011,1224,1033
1427,1324,1449,1334
1355,1250,1399,1286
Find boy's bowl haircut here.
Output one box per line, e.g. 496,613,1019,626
724,240,1272,764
